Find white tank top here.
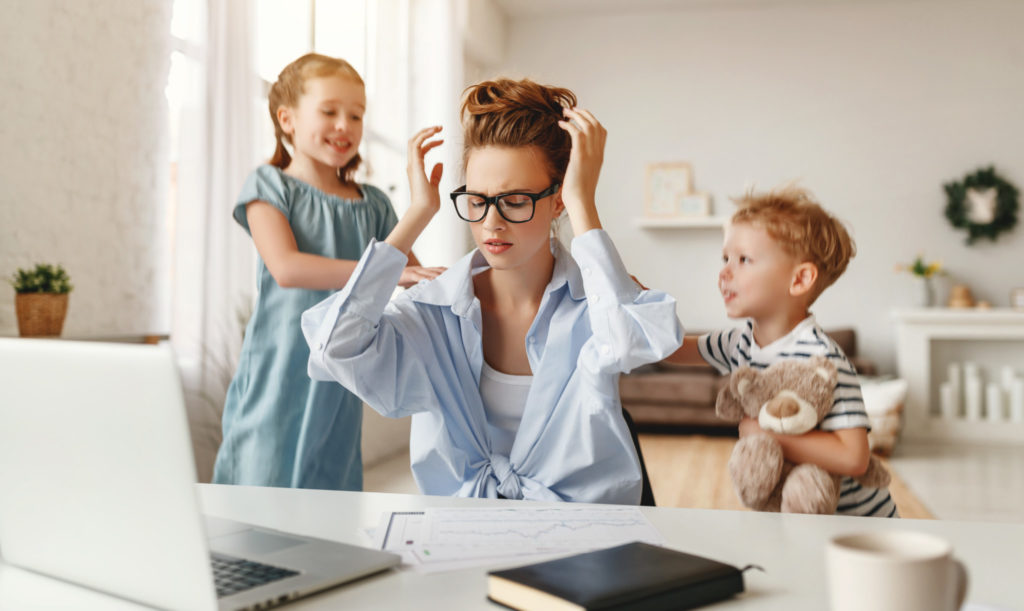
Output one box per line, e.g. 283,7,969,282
479,361,533,457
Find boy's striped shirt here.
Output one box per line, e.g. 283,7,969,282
698,316,898,518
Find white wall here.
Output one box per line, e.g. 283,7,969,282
0,0,171,337
497,0,1024,372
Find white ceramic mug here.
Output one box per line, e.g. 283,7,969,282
826,530,968,611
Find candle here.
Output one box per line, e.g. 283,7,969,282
1001,366,1017,391
986,383,1004,422
947,362,962,417
939,382,957,419
1010,379,1024,424
964,373,983,421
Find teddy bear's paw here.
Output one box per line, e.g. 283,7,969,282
856,456,892,489
728,435,784,508
781,464,840,514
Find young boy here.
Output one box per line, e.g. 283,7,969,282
668,186,897,517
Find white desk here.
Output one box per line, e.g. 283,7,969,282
2,485,1022,609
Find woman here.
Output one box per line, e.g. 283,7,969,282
302,78,681,504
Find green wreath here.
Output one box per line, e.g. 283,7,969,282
943,166,1019,244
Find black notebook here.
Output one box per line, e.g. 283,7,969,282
487,541,745,611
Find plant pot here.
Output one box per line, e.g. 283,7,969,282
15,293,69,337
913,276,935,308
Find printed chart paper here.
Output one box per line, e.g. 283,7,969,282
373,506,665,573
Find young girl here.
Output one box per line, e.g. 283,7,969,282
213,53,443,491
301,78,682,504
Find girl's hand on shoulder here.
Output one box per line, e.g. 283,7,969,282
399,265,446,288
407,126,444,215
557,107,606,234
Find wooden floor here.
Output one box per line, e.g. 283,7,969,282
365,435,936,519
639,434,935,519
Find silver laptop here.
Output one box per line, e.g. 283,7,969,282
0,339,400,611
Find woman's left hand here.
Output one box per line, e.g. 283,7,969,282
558,107,605,235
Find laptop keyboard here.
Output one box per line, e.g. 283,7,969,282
211,553,300,598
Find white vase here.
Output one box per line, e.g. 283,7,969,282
913,276,935,307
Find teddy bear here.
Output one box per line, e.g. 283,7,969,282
716,355,891,514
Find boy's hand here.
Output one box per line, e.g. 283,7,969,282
406,126,444,214
738,417,764,438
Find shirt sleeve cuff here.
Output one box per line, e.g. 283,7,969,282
343,239,408,320
570,229,641,305
303,239,406,370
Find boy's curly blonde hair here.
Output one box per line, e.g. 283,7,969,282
732,186,856,304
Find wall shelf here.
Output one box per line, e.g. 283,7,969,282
893,307,1024,444
634,217,726,229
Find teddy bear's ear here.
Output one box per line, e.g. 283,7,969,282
799,356,838,413
715,384,744,422
728,367,765,417
717,367,757,421
808,355,838,387
730,367,761,399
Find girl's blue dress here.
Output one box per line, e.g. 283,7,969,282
213,164,398,490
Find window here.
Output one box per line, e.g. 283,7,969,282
254,0,411,211
165,0,205,331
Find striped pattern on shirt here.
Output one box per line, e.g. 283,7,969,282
697,317,898,518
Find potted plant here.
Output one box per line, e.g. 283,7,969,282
894,254,944,308
10,263,73,337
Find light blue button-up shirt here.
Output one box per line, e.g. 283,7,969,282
301,229,682,504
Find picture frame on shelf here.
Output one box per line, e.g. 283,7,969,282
677,192,712,218
644,162,692,218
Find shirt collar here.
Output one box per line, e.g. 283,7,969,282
748,313,818,355
407,238,585,317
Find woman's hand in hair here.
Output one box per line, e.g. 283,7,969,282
558,108,605,236
407,125,444,214
387,126,444,255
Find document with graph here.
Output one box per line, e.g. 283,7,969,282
372,506,666,573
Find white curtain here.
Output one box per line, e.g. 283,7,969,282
171,0,260,483
408,0,472,266
358,0,471,468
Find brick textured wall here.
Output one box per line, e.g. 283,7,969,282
0,0,171,336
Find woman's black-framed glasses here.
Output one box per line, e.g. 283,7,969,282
450,183,561,223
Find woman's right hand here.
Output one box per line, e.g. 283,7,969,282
386,127,445,256
406,126,444,215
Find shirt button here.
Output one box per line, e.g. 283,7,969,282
528,336,536,344
317,342,324,350
600,345,611,355
583,267,592,277
592,294,601,304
